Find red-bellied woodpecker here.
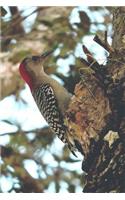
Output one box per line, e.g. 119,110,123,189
19,51,76,155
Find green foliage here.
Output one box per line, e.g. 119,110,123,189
9,50,32,64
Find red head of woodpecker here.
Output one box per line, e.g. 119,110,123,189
19,50,54,91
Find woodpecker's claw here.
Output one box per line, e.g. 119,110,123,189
40,50,54,59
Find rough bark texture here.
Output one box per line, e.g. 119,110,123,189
112,7,125,49
66,7,125,192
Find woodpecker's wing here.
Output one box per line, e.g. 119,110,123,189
33,83,67,143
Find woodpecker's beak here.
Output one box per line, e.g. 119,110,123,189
40,50,54,59
31,50,54,62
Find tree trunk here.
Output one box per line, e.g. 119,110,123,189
66,7,125,192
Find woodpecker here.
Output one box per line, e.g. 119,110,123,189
19,51,76,155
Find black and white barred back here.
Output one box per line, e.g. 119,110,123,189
33,83,68,144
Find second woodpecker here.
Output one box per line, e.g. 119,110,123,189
19,51,76,155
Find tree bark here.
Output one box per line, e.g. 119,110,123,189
66,7,125,192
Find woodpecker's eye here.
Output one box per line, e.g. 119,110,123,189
32,56,39,62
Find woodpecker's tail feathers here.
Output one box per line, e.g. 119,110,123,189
67,143,77,157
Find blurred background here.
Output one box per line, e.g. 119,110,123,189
0,6,112,192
